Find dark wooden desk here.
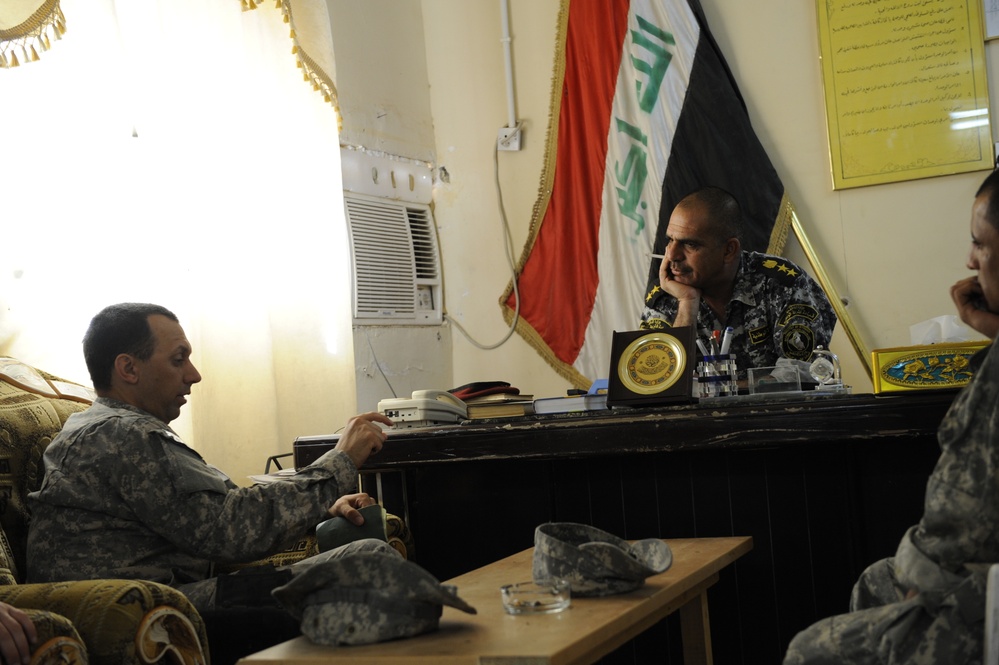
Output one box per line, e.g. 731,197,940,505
294,391,955,664
240,537,752,665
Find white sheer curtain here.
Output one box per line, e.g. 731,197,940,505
1,0,356,484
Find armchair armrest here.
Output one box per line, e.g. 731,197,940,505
0,579,208,665
17,609,87,665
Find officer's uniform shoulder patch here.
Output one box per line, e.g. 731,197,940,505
756,256,801,288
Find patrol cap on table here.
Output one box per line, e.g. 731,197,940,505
533,522,673,597
271,551,476,646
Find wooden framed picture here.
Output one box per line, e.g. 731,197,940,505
606,328,696,407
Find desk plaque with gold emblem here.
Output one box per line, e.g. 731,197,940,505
607,328,695,407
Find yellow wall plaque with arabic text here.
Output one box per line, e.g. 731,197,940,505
817,0,993,189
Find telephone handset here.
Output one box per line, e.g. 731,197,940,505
410,389,466,410
377,390,468,428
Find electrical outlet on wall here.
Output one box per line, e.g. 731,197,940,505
498,125,522,151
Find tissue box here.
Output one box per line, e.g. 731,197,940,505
871,342,988,394
747,366,802,394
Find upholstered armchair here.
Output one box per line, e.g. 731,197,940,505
0,358,209,665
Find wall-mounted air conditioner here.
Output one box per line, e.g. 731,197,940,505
344,191,443,325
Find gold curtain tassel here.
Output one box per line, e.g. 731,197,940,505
323,94,331,103
289,29,296,39
9,52,20,67
42,33,51,50
29,46,39,61
0,53,7,68
312,81,320,91
291,44,298,54
248,0,257,9
283,13,290,23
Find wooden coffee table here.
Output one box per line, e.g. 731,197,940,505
238,536,753,665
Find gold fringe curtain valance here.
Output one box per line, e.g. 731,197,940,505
0,0,65,68
2,0,340,133
242,0,342,132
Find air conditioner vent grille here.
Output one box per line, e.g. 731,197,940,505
344,193,442,324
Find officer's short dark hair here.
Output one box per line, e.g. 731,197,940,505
84,303,179,391
976,169,999,231
677,186,742,242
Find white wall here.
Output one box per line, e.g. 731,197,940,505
329,0,436,162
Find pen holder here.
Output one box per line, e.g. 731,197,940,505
695,354,738,398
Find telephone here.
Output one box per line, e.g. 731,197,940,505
377,390,468,428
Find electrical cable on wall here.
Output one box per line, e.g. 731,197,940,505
443,139,521,350
363,328,398,398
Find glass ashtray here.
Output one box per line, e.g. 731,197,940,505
500,579,571,615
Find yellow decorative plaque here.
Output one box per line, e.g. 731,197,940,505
871,341,988,393
816,0,993,189
607,328,696,407
617,333,686,395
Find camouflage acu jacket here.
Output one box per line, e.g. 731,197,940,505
905,342,999,589
639,251,837,375
26,397,357,587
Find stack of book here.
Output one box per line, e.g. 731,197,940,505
532,392,608,414
464,391,535,419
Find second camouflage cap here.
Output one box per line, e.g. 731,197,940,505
271,551,477,646
533,522,673,597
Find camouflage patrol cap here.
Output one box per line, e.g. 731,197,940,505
533,522,672,597
271,551,476,646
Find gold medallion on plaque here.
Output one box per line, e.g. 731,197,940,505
607,328,695,407
618,333,686,395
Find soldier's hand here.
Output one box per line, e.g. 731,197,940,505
659,258,700,327
327,493,376,524
334,412,392,469
0,602,36,665
951,276,999,340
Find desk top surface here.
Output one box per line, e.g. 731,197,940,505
295,391,955,468
238,536,752,665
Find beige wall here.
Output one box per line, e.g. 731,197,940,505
413,0,999,396
329,0,436,161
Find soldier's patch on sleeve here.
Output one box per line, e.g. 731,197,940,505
641,318,668,330
778,303,819,326
781,324,815,360
748,325,770,346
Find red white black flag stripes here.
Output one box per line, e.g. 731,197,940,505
501,0,793,388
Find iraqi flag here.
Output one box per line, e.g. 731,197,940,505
501,0,795,388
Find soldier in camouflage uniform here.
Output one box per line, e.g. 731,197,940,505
25,303,397,613
640,187,836,377
783,169,999,663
